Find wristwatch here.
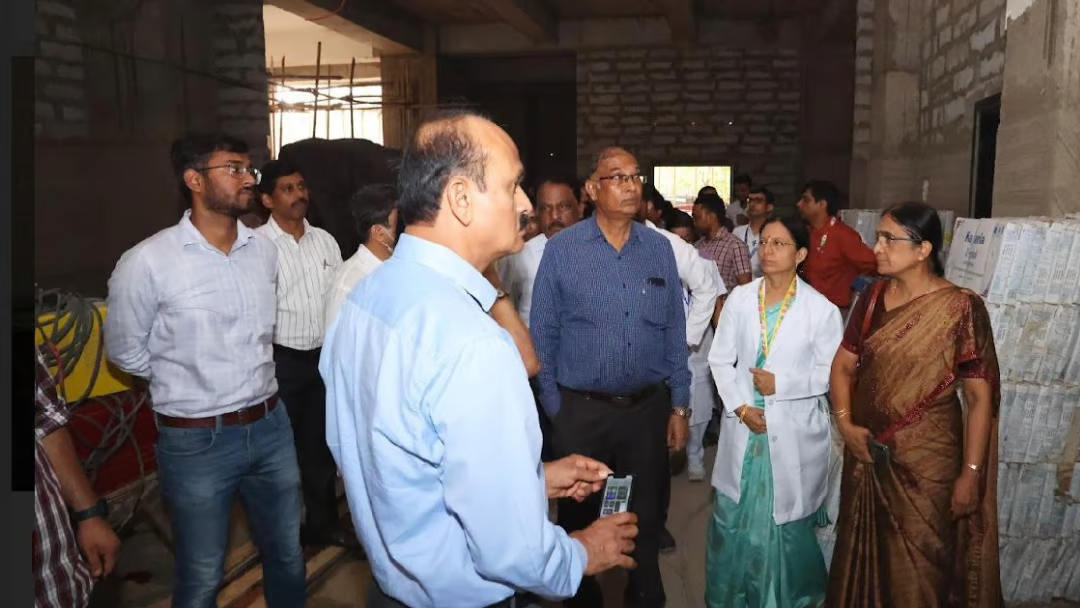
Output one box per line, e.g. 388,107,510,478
671,407,691,418
71,498,109,523
495,289,508,301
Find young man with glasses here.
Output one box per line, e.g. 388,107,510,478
732,186,776,279
105,133,307,608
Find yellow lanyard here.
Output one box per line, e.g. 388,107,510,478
757,277,797,361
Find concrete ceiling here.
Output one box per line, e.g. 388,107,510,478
263,5,378,67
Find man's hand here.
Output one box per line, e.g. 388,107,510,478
571,511,638,576
667,414,689,451
77,517,120,578
545,455,612,501
749,368,776,396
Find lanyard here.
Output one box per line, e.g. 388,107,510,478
743,227,759,259
757,277,797,361
817,217,837,253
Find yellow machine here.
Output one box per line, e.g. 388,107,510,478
35,294,135,402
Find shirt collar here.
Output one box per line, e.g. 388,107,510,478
392,234,497,312
582,215,647,243
178,209,256,252
264,215,310,241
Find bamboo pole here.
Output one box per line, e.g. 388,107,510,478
312,41,321,138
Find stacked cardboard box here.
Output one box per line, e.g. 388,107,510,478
945,216,1080,603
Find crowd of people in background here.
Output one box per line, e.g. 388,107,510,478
33,109,1003,608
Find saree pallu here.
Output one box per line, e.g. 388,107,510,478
826,286,1004,608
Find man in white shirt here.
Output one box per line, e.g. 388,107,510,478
324,184,398,328
732,186,776,279
105,133,306,606
497,176,584,330
729,173,752,227
257,160,352,549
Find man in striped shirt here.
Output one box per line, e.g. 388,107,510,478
33,347,120,608
257,160,353,549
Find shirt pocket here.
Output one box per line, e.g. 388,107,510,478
641,281,669,327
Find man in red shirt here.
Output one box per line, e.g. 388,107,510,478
796,180,877,316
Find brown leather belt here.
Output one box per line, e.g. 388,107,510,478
155,396,279,428
561,383,663,407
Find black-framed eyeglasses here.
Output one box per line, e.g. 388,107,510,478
597,174,647,187
874,231,922,246
197,163,262,185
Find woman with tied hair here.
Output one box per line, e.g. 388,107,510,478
826,201,1003,608
706,214,843,608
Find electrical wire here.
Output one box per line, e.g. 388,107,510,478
35,288,152,532
306,0,347,22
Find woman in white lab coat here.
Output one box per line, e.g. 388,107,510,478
705,215,843,608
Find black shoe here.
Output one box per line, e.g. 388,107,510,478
659,528,676,553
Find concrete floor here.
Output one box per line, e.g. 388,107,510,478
106,445,1076,608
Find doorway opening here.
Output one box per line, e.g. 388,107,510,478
652,165,734,212
969,94,1001,219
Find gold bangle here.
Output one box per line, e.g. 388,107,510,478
737,406,748,423
834,409,850,420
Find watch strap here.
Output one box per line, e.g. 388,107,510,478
71,498,109,523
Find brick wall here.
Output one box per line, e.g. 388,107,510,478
214,0,271,166
35,0,87,139
851,0,874,162
919,0,1006,146
577,46,802,202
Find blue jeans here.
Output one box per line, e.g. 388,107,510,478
156,403,306,608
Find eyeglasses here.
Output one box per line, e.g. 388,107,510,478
760,238,794,250
597,174,647,187
198,163,262,185
874,231,922,246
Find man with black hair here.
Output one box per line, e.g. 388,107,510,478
321,111,638,608
324,183,398,327
693,193,753,291
796,180,876,313
733,185,775,279
105,133,306,607
256,159,351,550
729,173,752,227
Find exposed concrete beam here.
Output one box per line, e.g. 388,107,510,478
471,0,557,43
267,0,423,55
269,63,383,82
438,17,803,55
654,0,698,43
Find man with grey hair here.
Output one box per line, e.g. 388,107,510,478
320,112,639,608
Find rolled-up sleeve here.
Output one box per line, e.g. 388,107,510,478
104,250,156,378
530,250,562,417
430,337,587,599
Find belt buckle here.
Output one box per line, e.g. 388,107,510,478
611,395,632,406
235,405,254,425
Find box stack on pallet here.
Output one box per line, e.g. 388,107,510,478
839,208,956,258
946,215,1080,603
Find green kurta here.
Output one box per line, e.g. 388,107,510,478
704,300,828,608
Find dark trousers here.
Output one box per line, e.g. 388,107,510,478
273,344,339,538
553,385,669,608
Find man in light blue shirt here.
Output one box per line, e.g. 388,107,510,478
320,111,639,608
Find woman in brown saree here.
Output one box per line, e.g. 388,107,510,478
825,201,1003,608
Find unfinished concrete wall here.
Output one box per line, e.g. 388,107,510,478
34,0,273,294
35,0,88,139
991,0,1080,218
576,46,803,203
853,0,1007,214
917,0,1007,215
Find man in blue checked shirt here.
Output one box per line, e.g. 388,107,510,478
530,146,691,608
320,111,639,608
